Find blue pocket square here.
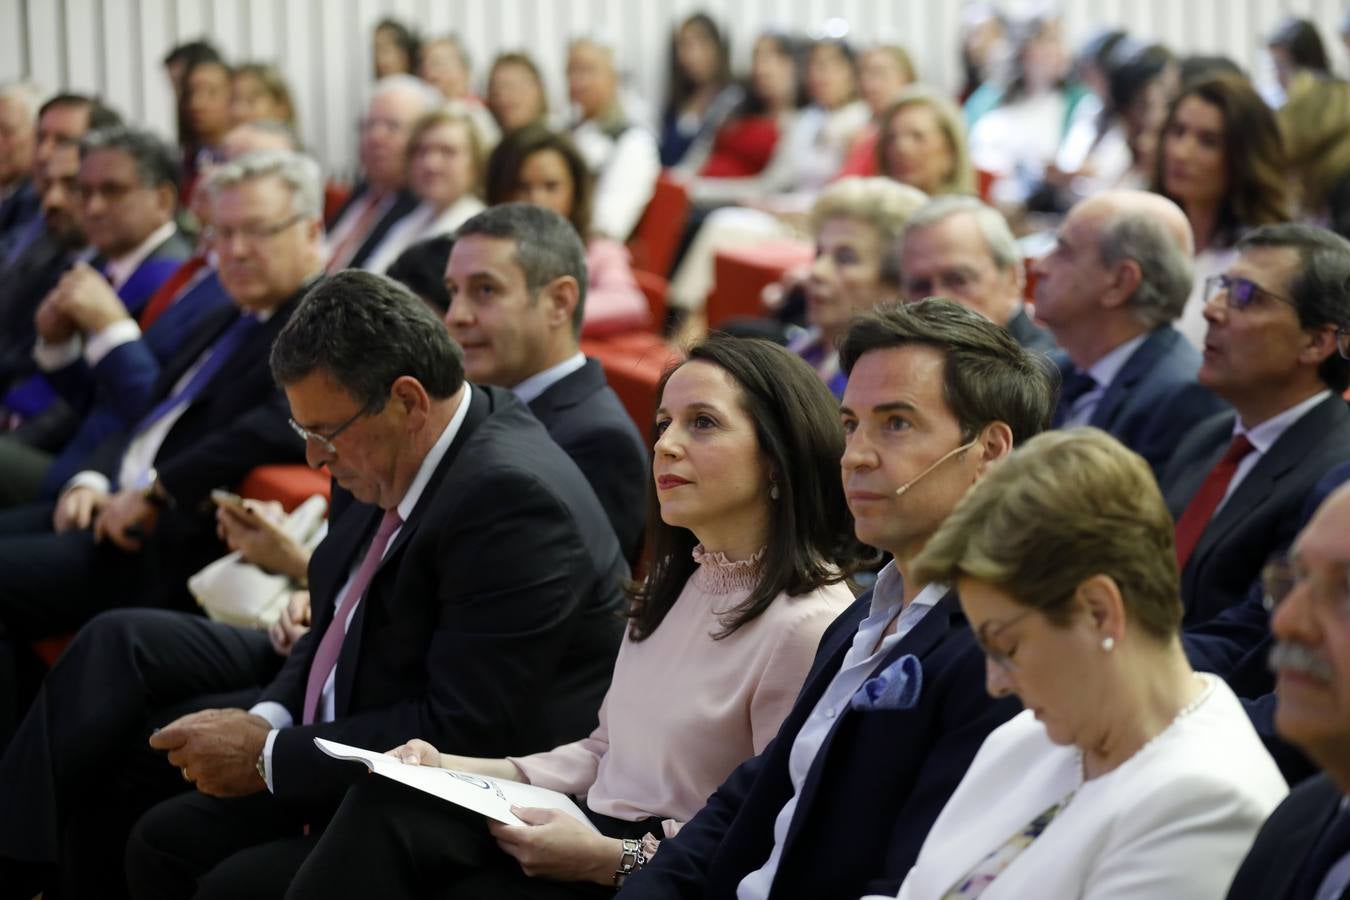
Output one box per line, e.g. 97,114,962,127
850,654,923,711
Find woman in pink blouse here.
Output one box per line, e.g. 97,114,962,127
286,336,869,899
485,124,651,337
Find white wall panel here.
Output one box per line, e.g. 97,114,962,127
2,0,1347,175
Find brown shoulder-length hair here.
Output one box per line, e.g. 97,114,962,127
484,124,594,237
628,335,869,641
1151,73,1293,245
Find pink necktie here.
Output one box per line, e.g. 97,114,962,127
302,509,403,724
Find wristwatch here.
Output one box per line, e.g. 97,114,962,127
613,838,649,887
255,750,268,785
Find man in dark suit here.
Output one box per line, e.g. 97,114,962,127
1225,484,1350,899
1160,224,1350,627
899,195,1057,355
620,299,1054,900
0,83,39,255
0,150,320,746
322,75,431,273
1033,190,1228,476
446,203,648,560
120,268,626,897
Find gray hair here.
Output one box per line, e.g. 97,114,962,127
80,126,179,191
205,149,322,220
904,194,1023,274
1097,213,1194,328
0,81,42,122
810,177,929,288
370,74,442,112
455,203,590,337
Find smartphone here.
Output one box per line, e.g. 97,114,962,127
210,489,250,512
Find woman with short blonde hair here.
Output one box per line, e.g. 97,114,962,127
876,88,976,196
869,428,1287,900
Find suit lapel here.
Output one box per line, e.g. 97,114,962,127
1189,398,1342,573
1090,330,1165,431
330,384,492,717
782,592,960,855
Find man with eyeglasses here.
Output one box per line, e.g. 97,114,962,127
323,75,435,272
621,299,1051,900
1223,483,1350,900
898,195,1057,355
1159,223,1350,630
1032,190,1228,477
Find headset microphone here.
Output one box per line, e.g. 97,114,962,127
893,440,979,496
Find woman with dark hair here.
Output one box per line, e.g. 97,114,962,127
1106,41,1178,190
486,125,648,335
179,56,234,204
1267,16,1331,95
660,13,736,167
373,18,419,79
1151,73,1293,347
285,335,862,899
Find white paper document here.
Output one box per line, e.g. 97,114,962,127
314,738,598,832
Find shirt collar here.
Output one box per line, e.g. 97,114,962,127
511,352,586,405
1233,389,1332,455
869,560,948,618
1085,332,1149,389
395,383,472,521
103,221,177,290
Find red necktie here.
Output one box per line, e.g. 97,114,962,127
302,509,403,724
324,194,385,273
138,255,208,329
1174,435,1255,569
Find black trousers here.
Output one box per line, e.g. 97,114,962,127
286,776,661,900
0,608,280,900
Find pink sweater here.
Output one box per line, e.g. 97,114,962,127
509,546,853,836
582,237,651,337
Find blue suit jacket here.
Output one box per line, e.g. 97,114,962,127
1225,773,1341,899
40,267,232,495
620,589,1019,900
1054,327,1228,477
1162,395,1350,626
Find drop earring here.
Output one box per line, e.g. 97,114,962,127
769,483,780,501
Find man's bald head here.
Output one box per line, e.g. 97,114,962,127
1083,189,1194,256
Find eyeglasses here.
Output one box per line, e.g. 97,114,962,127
1261,555,1350,619
974,608,1037,673
288,404,374,455
205,214,304,246
1203,274,1295,311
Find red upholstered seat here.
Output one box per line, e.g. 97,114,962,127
238,465,332,511
627,172,690,279
705,240,814,330
581,336,683,439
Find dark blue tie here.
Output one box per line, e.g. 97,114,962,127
1052,369,1098,428
132,313,260,435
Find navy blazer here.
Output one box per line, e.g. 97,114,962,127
257,385,627,809
1053,327,1228,476
40,267,231,495
620,589,1019,900
1225,773,1342,900
0,232,80,387
1162,395,1350,626
527,358,648,562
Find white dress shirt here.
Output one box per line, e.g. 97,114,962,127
570,117,661,241
736,565,947,900
510,352,586,405
250,384,472,789
1217,389,1331,513
1060,333,1149,427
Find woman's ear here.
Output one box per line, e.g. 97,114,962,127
1074,574,1127,643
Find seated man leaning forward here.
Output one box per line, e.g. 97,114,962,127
121,270,629,899
620,297,1055,900
879,428,1287,900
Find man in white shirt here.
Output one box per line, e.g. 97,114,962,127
1033,189,1227,475
1160,223,1350,626
621,298,1055,900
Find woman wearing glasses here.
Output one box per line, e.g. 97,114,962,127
1150,73,1293,349
867,428,1286,900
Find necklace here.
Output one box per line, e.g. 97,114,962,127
1077,673,1213,785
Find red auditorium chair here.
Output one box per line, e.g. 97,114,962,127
705,240,814,330
582,336,682,439
627,172,690,279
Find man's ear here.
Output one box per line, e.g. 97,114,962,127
541,275,580,329
1300,323,1339,368
975,421,1015,474
1101,258,1143,310
389,375,432,426
156,183,178,218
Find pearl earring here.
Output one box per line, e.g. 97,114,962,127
770,483,780,501
1101,636,1115,653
